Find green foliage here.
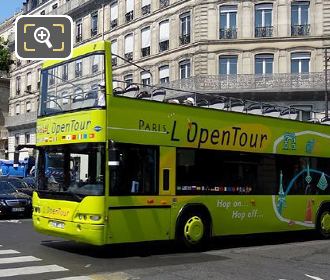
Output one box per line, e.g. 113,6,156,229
0,37,13,72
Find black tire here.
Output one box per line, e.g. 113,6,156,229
317,208,330,239
177,210,210,250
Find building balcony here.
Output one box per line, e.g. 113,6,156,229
255,26,273,38
159,40,169,52
163,72,327,94
160,0,169,9
125,11,134,23
48,0,93,15
179,34,191,45
76,34,82,43
91,28,98,37
5,111,37,129
291,24,310,36
124,52,133,61
110,19,118,29
219,28,237,39
141,47,150,57
141,4,151,15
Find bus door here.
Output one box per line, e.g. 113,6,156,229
106,143,175,244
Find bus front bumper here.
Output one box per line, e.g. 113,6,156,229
33,215,105,246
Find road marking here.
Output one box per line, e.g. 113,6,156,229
50,277,92,280
0,250,20,255
0,220,21,223
0,265,68,277
305,274,324,280
0,256,41,264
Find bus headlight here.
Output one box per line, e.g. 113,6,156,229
90,215,101,221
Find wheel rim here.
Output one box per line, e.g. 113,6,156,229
184,216,204,244
321,212,330,234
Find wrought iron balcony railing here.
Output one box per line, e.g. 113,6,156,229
160,0,169,9
91,28,98,37
76,34,82,43
142,4,151,15
125,11,134,23
255,26,273,38
159,40,169,52
219,28,237,39
111,19,118,29
291,24,310,36
141,47,150,57
179,34,191,45
125,52,133,61
160,72,327,93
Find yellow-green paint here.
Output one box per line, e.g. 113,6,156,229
36,110,106,145
33,41,330,246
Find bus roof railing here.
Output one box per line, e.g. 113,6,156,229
112,80,327,124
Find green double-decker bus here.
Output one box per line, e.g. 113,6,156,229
33,41,330,248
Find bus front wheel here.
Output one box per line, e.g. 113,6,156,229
177,210,210,250
317,208,330,239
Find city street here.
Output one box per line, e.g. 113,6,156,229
0,218,329,279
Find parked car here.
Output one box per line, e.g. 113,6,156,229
0,181,32,218
0,177,34,196
22,177,36,189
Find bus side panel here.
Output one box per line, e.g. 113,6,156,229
170,195,319,237
107,196,171,243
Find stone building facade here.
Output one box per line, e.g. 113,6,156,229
4,0,330,159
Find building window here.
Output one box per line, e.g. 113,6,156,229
255,54,273,75
291,52,310,73
179,60,191,79
159,20,169,52
75,60,83,77
159,65,169,84
255,3,273,37
219,5,237,39
92,55,99,73
179,12,191,45
141,27,151,57
25,133,30,144
91,11,98,37
219,55,237,75
126,0,134,23
26,102,32,113
62,64,68,81
291,1,310,36
124,74,133,86
124,34,134,61
16,76,21,95
160,0,169,9
37,68,41,89
141,0,151,15
111,40,118,66
141,71,151,85
76,19,82,42
26,72,32,92
110,2,118,29
15,104,20,115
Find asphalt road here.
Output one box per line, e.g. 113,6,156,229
0,218,329,280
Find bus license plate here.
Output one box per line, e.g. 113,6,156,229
50,221,64,229
12,207,25,212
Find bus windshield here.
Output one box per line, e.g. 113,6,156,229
37,143,105,199
39,52,105,116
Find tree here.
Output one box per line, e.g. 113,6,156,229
0,37,13,72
